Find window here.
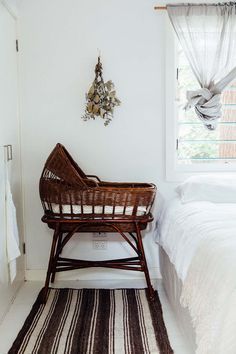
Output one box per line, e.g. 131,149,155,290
165,22,236,180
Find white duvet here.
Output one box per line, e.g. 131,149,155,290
157,198,236,354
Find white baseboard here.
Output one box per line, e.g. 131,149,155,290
25,267,161,282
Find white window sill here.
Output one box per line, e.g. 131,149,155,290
166,163,236,182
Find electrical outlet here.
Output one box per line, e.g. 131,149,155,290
93,240,107,250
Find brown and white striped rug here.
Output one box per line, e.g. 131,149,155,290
9,288,173,354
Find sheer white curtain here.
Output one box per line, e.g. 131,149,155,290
167,2,236,130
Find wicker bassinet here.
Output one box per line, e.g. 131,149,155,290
40,143,156,232
39,143,156,303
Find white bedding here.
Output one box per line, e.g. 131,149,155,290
157,198,236,281
50,204,147,216
157,198,236,354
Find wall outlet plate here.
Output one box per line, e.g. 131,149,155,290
93,240,107,250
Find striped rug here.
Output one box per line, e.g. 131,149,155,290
9,288,173,354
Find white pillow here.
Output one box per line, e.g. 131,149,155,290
176,174,236,203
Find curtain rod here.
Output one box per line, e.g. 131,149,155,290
154,6,167,10
154,3,231,10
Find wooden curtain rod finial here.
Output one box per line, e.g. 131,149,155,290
154,6,167,10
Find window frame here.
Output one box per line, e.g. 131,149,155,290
165,19,236,182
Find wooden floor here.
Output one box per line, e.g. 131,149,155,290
0,280,193,354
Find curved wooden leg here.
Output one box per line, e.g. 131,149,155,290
41,223,60,304
51,232,63,283
135,222,155,300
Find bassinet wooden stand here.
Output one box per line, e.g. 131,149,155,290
39,144,156,303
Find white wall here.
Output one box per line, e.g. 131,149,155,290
1,0,18,17
18,0,177,282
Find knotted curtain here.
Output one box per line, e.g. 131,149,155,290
167,3,236,130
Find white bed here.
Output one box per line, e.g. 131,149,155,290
157,175,236,354
159,247,197,352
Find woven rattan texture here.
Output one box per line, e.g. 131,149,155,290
39,144,156,223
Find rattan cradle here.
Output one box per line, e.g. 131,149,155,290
39,143,156,302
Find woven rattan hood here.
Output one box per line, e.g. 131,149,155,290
41,143,96,188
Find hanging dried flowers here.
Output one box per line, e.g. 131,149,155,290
82,56,121,126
